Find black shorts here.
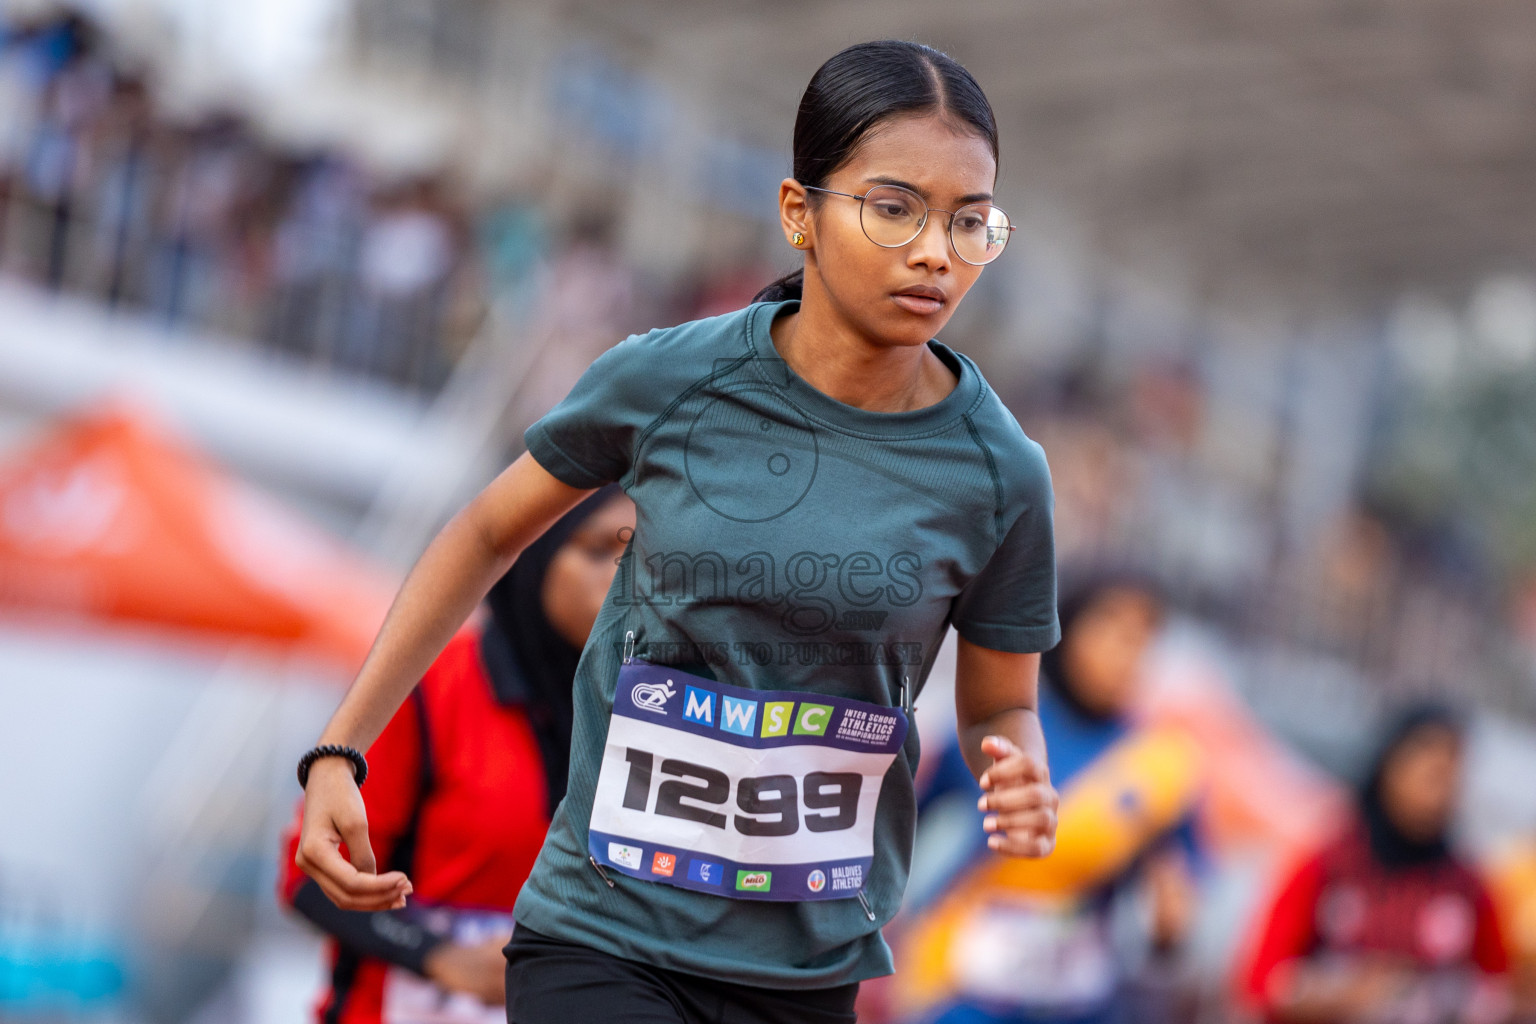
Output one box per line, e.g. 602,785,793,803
503,925,860,1024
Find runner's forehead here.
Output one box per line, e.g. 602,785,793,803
833,114,996,205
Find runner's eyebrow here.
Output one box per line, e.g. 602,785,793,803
862,176,994,205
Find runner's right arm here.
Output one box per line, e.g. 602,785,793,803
295,452,593,911
281,691,448,970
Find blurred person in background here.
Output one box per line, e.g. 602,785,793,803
266,153,368,362
15,18,109,289
513,210,637,416
474,186,548,325
279,486,633,1024
896,571,1202,1024
1242,702,1512,1024
79,71,156,308
0,11,50,256
345,176,464,388
146,112,261,330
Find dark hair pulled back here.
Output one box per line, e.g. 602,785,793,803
753,40,1000,304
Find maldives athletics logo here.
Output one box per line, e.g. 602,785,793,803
736,870,772,893
806,869,827,893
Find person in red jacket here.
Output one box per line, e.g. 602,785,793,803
279,485,632,1024
1243,702,1512,1024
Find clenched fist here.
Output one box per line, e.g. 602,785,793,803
976,734,1058,858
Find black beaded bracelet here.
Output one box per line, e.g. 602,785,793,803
297,744,368,789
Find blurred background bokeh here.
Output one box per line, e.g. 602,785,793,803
3,0,1536,1021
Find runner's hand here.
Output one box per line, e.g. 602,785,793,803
976,735,1058,858
425,936,509,1006
294,757,413,910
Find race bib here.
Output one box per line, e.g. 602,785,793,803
382,909,513,1024
588,660,908,901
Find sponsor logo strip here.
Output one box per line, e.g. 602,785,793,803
612,661,908,754
588,829,870,903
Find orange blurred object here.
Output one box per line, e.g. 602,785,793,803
1486,839,1536,980
1140,655,1348,860
0,403,397,671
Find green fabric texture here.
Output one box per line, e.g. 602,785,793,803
513,299,1059,988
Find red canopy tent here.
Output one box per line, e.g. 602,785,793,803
0,404,397,672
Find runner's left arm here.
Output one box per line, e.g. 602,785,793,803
953,638,1057,858
946,437,1060,860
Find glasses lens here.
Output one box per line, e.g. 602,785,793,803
860,186,926,247
951,204,1012,264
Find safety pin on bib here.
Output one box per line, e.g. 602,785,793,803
856,890,876,921
588,855,616,888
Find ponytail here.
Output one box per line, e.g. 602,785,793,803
753,269,804,303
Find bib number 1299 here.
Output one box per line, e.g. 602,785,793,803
620,748,862,838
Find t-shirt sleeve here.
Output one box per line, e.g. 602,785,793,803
523,334,654,489
949,440,1060,654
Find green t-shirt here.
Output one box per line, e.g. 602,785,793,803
513,299,1059,989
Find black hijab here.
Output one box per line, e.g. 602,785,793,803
1358,701,1466,869
1039,568,1162,725
480,484,625,814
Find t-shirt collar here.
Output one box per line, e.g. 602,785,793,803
745,299,983,438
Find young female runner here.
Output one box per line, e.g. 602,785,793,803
296,39,1062,1024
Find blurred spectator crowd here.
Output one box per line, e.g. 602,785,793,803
0,8,710,394
0,9,485,390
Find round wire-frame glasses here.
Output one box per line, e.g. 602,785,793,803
803,183,1015,265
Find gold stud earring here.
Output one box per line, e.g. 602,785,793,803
791,232,805,246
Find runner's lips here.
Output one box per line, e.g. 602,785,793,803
893,285,947,302
891,286,947,315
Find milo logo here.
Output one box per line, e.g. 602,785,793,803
735,870,772,892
